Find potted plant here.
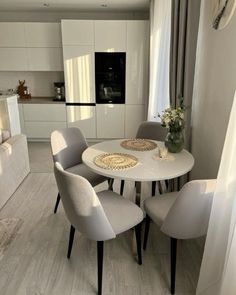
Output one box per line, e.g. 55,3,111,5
159,97,185,153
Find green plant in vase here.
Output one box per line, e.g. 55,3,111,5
159,97,185,153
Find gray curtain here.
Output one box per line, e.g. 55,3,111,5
169,0,201,150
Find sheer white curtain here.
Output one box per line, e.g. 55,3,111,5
197,90,236,295
148,0,172,121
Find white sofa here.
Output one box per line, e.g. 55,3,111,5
0,134,30,209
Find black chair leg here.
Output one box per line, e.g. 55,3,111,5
67,225,75,259
151,181,156,196
170,237,177,294
143,215,150,250
54,193,61,214
108,178,114,191
120,180,125,195
97,241,104,295
135,223,142,265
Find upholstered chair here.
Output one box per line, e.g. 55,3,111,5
51,127,108,213
54,162,143,295
143,179,216,294
120,121,167,196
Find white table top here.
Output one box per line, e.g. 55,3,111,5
82,139,194,182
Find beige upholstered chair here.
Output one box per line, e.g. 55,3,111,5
54,162,143,295
51,127,108,213
143,179,216,294
120,121,167,196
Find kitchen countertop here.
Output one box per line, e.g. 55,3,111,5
18,96,65,104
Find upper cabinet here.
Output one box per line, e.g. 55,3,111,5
126,21,149,105
0,22,63,71
94,21,126,52
61,20,94,45
0,23,26,47
0,48,28,71
24,23,62,47
27,48,63,71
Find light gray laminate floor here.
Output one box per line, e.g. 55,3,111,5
0,142,203,295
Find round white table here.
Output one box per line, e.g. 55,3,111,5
82,139,194,205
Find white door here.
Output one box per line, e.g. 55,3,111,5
61,20,94,45
0,48,28,71
63,45,95,103
96,104,125,138
27,48,63,71
94,21,126,52
126,21,149,105
67,106,96,138
0,22,26,47
24,23,62,47
125,105,146,138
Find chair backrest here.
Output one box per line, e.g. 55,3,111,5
161,179,216,239
136,121,167,141
54,162,116,241
51,127,88,170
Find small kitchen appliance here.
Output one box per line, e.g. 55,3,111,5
54,82,65,101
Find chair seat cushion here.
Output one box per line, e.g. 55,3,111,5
98,190,143,235
144,192,178,226
66,163,107,187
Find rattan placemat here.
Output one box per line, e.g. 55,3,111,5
121,139,157,151
94,153,138,170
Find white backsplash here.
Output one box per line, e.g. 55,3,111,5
0,71,64,97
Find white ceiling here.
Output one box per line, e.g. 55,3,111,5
0,0,149,12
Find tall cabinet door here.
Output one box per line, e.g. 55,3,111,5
63,45,95,103
96,104,125,138
126,21,149,105
67,106,96,138
94,21,126,52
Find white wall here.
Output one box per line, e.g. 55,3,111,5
0,72,64,97
191,0,236,179
0,11,148,22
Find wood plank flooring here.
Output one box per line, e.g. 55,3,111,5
0,142,204,295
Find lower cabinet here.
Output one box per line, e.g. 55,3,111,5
66,105,96,138
96,104,125,138
125,105,146,138
19,102,145,140
20,103,67,139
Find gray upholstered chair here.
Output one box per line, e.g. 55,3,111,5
51,127,108,213
54,162,143,295
143,179,216,294
120,121,167,196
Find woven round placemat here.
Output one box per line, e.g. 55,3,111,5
94,153,138,170
121,139,157,151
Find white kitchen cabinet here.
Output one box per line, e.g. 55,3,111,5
27,48,63,71
0,48,28,71
94,21,126,52
96,104,125,138
25,23,62,47
61,20,94,45
23,104,66,122
67,106,96,138
63,45,95,103
24,121,66,139
126,21,149,105
0,22,26,47
22,103,66,139
125,105,146,138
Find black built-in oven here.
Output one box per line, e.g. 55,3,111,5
95,52,126,104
